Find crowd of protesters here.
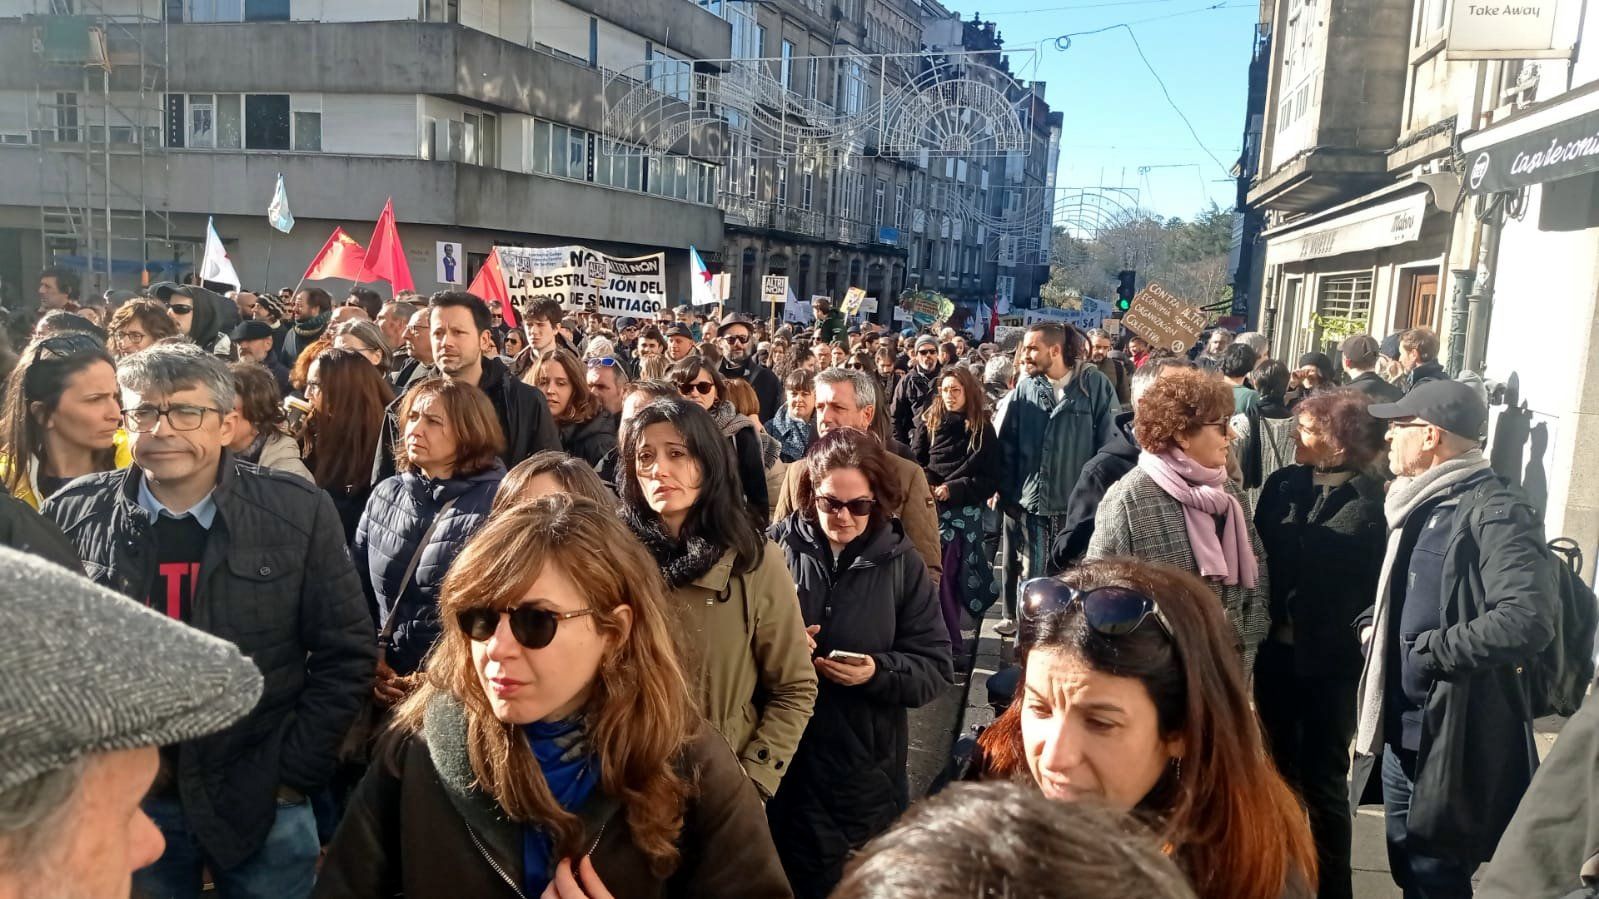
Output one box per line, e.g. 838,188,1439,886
0,264,1586,899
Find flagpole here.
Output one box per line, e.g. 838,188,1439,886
263,231,275,291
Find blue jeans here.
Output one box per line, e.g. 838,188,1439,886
1380,745,1476,899
134,793,319,899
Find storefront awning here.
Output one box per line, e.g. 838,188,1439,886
1462,83,1599,194
1263,190,1428,266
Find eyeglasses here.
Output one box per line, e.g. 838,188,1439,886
122,403,224,433
680,381,715,396
112,330,147,345
1388,419,1431,431
456,605,595,649
1017,579,1173,648
33,333,104,358
587,357,622,369
1202,419,1230,435
168,304,194,316
815,494,877,516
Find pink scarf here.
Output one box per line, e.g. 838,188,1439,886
1137,449,1258,588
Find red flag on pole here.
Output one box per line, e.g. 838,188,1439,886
301,227,367,282
355,198,415,291
467,249,516,328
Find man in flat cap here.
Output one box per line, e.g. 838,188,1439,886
41,341,375,898
0,545,262,899
1351,379,1558,897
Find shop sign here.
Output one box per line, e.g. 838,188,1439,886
1464,102,1599,194
1447,0,1566,59
1264,193,1428,266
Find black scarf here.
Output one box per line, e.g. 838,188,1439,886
619,504,722,590
294,309,331,340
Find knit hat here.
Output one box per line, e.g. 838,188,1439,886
0,546,262,792
915,334,939,352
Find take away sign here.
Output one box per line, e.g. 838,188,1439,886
1120,283,1207,354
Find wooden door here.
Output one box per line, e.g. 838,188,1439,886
1403,273,1439,330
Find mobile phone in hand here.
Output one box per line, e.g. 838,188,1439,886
827,650,870,665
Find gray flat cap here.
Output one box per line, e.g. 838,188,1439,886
0,546,262,792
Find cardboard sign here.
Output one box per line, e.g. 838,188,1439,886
891,305,913,323
496,245,666,316
842,286,867,315
762,275,789,305
1100,318,1123,336
1120,283,1207,354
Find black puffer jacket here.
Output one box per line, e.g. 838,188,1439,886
42,459,375,869
721,356,785,422
766,515,953,899
0,490,80,571
560,411,619,469
354,466,505,675
909,411,999,507
1051,411,1140,571
890,366,939,447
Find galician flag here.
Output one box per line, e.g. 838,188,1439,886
689,245,718,306
199,217,241,290
268,173,294,233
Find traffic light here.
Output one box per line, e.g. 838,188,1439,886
1116,270,1136,312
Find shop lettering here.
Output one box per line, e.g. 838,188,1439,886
1510,131,1599,177
1466,3,1544,13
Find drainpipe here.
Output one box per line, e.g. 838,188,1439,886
1464,202,1504,374
1446,267,1476,377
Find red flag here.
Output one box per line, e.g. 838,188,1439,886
302,227,367,282
467,249,516,327
355,198,415,291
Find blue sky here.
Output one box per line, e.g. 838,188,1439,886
962,0,1260,220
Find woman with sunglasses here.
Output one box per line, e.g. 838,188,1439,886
0,334,130,509
503,326,527,359
669,355,769,525
617,397,816,807
1251,388,1387,899
317,495,790,898
300,348,393,546
533,348,618,469
972,559,1317,899
767,427,953,899
911,364,999,648
1086,366,1270,670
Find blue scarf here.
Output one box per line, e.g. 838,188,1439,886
520,717,600,897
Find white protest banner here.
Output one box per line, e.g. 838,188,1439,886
785,299,813,324
762,275,789,305
892,305,913,323
495,245,667,317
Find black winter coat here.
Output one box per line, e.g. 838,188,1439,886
560,410,619,469
42,459,375,869
890,366,939,447
1254,466,1386,678
766,515,953,899
1051,411,1139,571
721,357,785,422
909,411,999,507
1404,360,1449,394
373,356,560,482
1348,371,1403,404
0,491,80,571
354,466,505,675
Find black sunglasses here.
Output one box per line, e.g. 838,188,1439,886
815,494,877,516
168,304,194,315
723,333,751,345
679,381,715,396
33,332,105,358
457,605,595,649
1017,579,1173,647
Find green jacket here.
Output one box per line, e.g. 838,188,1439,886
817,309,848,346
998,362,1119,516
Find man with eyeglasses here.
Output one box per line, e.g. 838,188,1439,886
890,334,943,447
40,341,373,899
716,312,783,421
1351,380,1558,898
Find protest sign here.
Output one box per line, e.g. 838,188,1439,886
1121,283,1207,353
785,299,814,324
762,275,789,305
495,245,667,317
842,286,867,315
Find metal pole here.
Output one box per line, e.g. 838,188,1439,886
1446,267,1476,377
1464,202,1504,374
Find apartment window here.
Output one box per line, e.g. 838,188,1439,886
780,40,795,90
650,49,693,103
837,57,865,114
167,94,293,151
776,165,788,205
756,25,767,60
746,140,760,196
293,110,320,151
244,94,289,149
807,58,820,99
182,0,289,21
873,178,885,230
894,183,905,228
53,92,79,143
801,171,813,209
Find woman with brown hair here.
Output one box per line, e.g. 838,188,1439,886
911,363,999,648
768,427,953,899
300,347,394,545
1252,388,1388,899
1086,366,1270,670
670,354,768,525
0,333,130,510
533,348,617,469
355,378,506,682
226,361,313,482
971,559,1317,899
106,298,179,358
289,333,334,396
492,449,614,512
315,495,790,898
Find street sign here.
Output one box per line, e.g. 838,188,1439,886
1121,283,1207,354
761,275,789,305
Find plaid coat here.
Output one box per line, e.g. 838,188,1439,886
1085,466,1271,671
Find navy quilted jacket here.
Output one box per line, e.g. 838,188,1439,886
354,465,504,675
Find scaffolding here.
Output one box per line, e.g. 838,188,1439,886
31,0,171,297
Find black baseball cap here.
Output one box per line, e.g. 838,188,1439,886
231,320,276,342
1367,379,1486,438
664,323,693,339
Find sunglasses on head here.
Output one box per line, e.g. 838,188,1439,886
587,357,622,369
814,494,876,516
680,381,715,396
33,332,105,358
168,304,194,315
456,605,595,649
1017,579,1173,647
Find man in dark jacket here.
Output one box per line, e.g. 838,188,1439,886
41,342,374,898
0,490,81,571
1399,327,1448,395
279,286,333,367
891,335,941,446
1353,380,1558,897
1342,333,1403,403
719,312,784,420
374,291,560,482
152,282,241,358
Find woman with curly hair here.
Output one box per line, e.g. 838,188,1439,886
315,495,791,898
1085,366,1269,670
107,298,179,358
969,559,1316,899
1252,388,1388,899
227,361,313,482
